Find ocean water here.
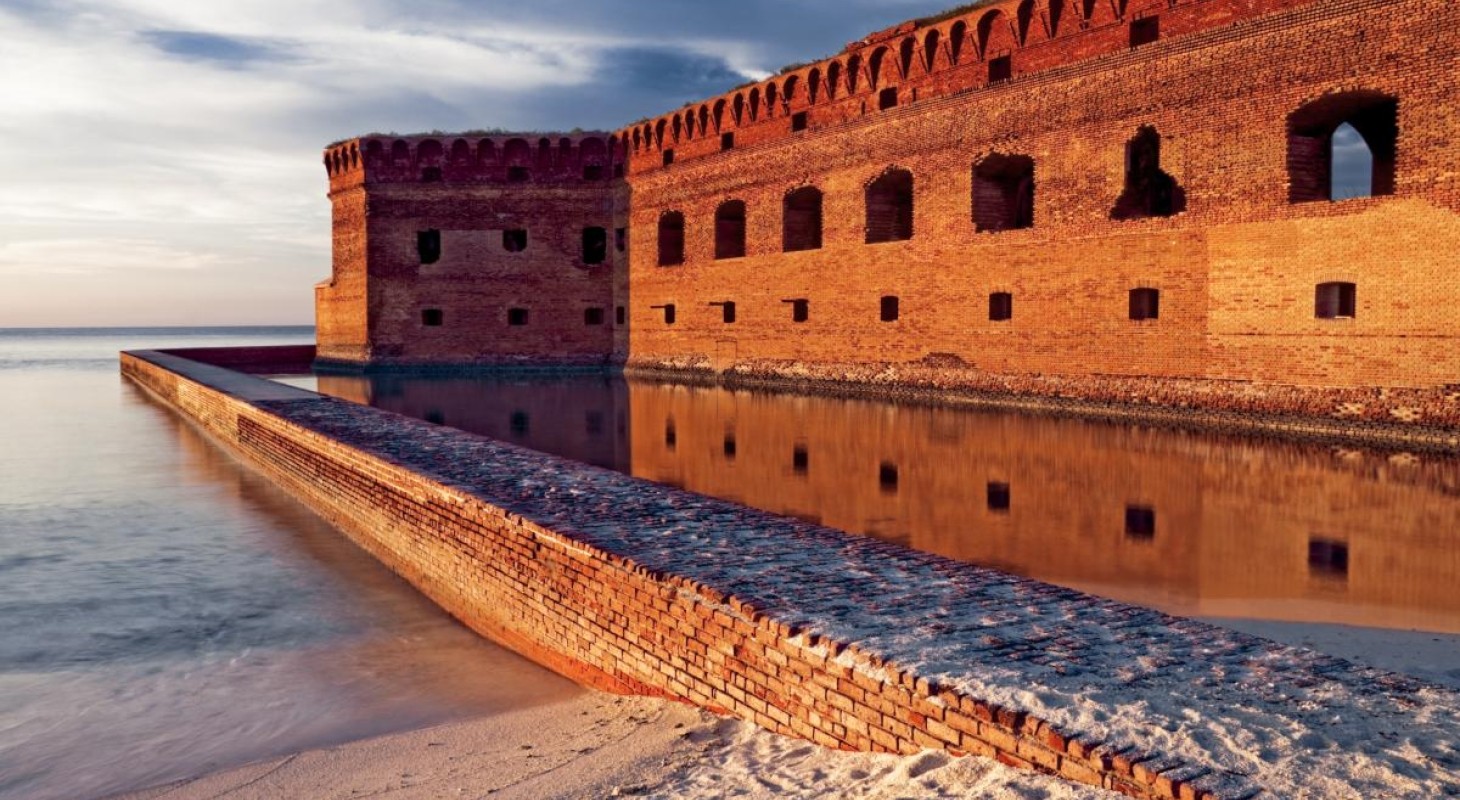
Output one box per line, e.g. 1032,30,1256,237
0,328,580,800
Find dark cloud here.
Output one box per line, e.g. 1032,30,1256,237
141,30,294,68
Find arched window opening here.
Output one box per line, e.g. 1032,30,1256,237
923,29,941,71
978,10,1012,59
1111,126,1186,220
846,54,862,93
1129,288,1160,321
826,62,842,99
536,138,552,169
749,88,761,121
1287,92,1397,203
658,212,685,267
949,21,967,64
1017,1,1036,44
1316,282,1357,319
899,37,916,78
1048,1,1065,36
672,114,683,142
417,139,443,165
712,99,726,132
699,105,710,136
477,139,496,165
654,120,667,149
390,139,409,163
582,227,607,265
732,93,745,125
783,187,823,252
869,47,887,88
865,168,914,243
765,82,779,117
450,138,470,163
973,154,1035,232
808,69,821,104
714,200,747,260
783,76,800,107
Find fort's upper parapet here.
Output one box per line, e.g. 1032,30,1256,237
322,132,626,192
617,0,1322,173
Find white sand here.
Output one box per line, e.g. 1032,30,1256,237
118,693,1117,800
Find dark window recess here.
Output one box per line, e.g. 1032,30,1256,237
658,212,685,266
1125,505,1156,539
973,154,1035,232
421,308,443,327
662,149,675,166
1287,92,1398,203
721,132,735,151
988,55,1012,83
1111,126,1186,219
1309,538,1350,578
723,432,737,459
417,229,441,264
784,298,810,323
615,305,626,326
1130,16,1159,47
791,111,808,132
1129,288,1160,321
792,445,809,475
879,462,899,493
585,411,604,436
652,303,676,324
584,307,605,325
583,165,604,180
613,163,625,178
582,227,607,264
714,201,747,259
987,482,1011,512
507,166,529,182
664,420,677,449
878,87,899,111
1316,282,1357,319
989,292,1013,321
509,411,530,436
424,410,445,425
881,295,900,322
865,168,914,243
710,301,736,323
421,166,442,182
783,187,823,252
503,229,528,252
507,307,529,326
614,227,627,252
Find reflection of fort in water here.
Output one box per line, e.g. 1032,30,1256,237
319,374,1460,633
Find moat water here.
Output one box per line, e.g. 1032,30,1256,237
281,370,1460,679
0,329,580,800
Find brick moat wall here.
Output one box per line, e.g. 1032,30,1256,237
118,350,1245,799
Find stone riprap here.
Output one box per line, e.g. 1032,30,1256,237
121,349,1460,799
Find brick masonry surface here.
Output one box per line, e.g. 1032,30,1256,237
122,349,1460,799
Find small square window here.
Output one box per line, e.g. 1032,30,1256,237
421,166,442,183
785,298,809,323
421,308,443,327
1125,505,1156,539
509,411,529,436
791,112,808,132
721,133,735,151
1315,282,1357,319
584,307,605,326
878,87,898,111
1130,16,1160,48
507,166,529,182
1309,538,1349,578
583,165,604,180
988,55,1012,83
663,149,675,166
503,229,528,252
1129,288,1160,321
989,292,1013,322
508,308,529,326
880,295,900,322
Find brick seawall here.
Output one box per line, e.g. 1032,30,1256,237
120,349,1460,799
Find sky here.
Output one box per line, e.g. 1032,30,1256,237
0,0,1375,328
0,0,935,327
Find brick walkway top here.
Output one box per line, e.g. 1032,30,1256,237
242,388,1460,799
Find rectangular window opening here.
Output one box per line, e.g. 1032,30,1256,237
1309,538,1349,579
582,227,607,264
1129,288,1160,321
615,306,626,326
989,292,1013,322
509,411,530,436
878,87,899,111
503,229,528,252
613,164,625,178
880,295,900,323
507,166,529,182
584,307,605,326
416,229,441,264
721,133,735,151
652,304,676,325
507,307,529,326
784,298,809,323
792,445,809,475
988,55,1012,83
710,301,736,324
723,432,737,459
421,166,442,183
421,308,443,327
665,420,677,449
662,149,675,166
614,227,627,252
1315,282,1357,319
1130,16,1160,48
987,481,1011,512
791,112,808,132
1125,505,1156,539
879,462,899,493
583,165,604,181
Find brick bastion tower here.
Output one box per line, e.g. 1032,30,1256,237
317,0,1459,426
317,133,627,367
